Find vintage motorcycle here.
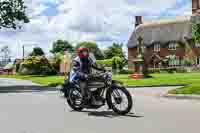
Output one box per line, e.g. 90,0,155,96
61,69,133,115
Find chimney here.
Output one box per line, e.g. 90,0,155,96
192,0,200,15
135,16,143,27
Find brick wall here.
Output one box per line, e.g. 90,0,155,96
128,43,200,69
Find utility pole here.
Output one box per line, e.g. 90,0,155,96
22,45,25,61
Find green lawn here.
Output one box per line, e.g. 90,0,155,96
0,73,200,95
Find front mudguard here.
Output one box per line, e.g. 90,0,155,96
112,80,124,86
106,80,125,109
61,80,73,97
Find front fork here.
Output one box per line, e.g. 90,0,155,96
106,84,123,109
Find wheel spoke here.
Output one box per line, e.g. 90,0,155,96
111,88,129,111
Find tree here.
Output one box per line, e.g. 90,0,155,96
29,47,45,56
0,0,29,29
104,43,125,59
76,42,104,60
50,40,74,54
0,45,11,65
192,23,200,43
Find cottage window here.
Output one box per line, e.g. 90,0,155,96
154,44,160,52
168,43,177,50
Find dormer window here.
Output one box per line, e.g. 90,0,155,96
154,44,160,52
168,43,177,50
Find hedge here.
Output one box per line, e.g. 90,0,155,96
97,56,125,70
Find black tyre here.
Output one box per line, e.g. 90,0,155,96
66,88,84,111
107,87,133,115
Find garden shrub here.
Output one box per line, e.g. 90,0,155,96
148,69,161,73
148,67,188,74
118,69,134,74
97,58,112,67
19,56,56,75
97,56,126,71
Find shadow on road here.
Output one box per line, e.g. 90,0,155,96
0,85,58,93
70,110,143,118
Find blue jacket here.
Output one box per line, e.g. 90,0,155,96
69,55,104,82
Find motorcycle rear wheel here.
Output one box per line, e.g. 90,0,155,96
66,88,84,111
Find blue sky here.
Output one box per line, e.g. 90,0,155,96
0,0,192,58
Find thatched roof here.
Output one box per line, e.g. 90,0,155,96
127,16,192,48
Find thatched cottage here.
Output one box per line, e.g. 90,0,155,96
127,0,200,69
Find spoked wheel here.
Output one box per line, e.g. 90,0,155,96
67,88,84,111
107,87,133,115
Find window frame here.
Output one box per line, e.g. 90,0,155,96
168,43,177,50
154,43,160,52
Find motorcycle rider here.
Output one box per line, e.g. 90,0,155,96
69,47,106,105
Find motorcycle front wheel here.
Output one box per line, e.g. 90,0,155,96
107,86,133,115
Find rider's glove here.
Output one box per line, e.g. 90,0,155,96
84,74,88,79
78,72,87,79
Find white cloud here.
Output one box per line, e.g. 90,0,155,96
0,0,191,59
166,3,192,16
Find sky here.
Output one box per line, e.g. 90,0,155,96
0,0,192,59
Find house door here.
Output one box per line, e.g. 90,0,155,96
196,56,200,65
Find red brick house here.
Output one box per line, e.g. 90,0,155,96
127,0,200,69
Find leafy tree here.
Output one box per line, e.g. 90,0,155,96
186,22,197,65
104,43,125,59
0,0,29,29
50,52,66,72
192,22,200,43
50,40,74,54
0,45,11,65
76,42,104,60
29,47,45,56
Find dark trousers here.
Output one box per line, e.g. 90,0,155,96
79,80,88,98
78,74,105,99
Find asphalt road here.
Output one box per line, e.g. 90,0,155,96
0,78,200,133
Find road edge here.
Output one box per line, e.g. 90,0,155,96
163,93,200,100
